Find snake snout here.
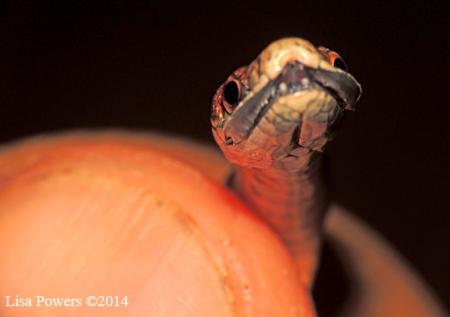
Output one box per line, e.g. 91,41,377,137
258,38,362,111
259,38,324,79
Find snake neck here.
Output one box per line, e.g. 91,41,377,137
232,157,327,286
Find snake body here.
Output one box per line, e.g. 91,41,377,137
211,38,361,286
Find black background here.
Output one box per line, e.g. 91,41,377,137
1,0,448,306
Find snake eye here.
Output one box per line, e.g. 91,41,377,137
332,57,347,71
222,80,240,113
318,46,348,72
329,52,348,71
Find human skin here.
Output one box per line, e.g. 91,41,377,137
0,131,314,317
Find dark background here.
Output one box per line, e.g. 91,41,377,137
1,0,448,306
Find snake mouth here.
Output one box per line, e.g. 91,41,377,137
223,62,361,145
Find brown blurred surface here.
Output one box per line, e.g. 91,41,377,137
0,0,448,307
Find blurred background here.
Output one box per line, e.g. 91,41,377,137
0,0,448,306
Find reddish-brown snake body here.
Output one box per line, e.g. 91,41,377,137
211,38,362,286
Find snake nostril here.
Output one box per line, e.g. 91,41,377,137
223,81,240,110
225,136,234,145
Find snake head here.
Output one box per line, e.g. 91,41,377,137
211,38,362,170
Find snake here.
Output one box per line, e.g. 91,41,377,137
211,37,362,287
